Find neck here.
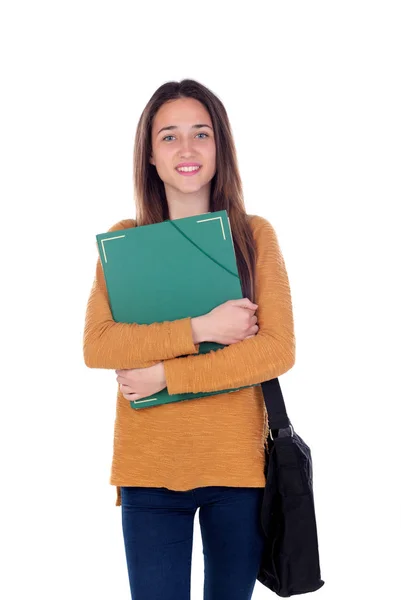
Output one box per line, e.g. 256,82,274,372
165,183,211,221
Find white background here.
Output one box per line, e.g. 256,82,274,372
1,1,400,598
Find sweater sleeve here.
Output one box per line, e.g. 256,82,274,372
83,219,200,369
162,216,296,394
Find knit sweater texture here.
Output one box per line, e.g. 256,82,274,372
83,214,296,506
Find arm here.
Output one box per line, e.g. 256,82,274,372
162,216,296,394
83,219,201,369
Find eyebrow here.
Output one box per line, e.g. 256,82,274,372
156,124,213,135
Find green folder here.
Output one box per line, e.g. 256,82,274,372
96,210,257,409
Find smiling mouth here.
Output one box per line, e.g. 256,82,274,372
175,166,202,176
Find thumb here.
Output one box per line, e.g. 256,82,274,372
227,298,258,309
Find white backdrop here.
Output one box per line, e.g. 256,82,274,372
1,1,400,598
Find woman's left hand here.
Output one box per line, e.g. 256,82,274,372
115,362,167,402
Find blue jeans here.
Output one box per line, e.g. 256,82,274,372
120,485,266,600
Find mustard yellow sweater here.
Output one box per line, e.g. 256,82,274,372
83,214,296,506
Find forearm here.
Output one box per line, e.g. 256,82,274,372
83,314,201,369
163,331,295,394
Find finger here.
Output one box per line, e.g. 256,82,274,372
123,392,140,401
117,375,132,385
119,383,136,393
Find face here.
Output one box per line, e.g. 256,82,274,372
149,97,216,196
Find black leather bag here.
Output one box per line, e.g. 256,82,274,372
256,378,325,596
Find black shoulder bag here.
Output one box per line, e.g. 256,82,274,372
257,377,325,596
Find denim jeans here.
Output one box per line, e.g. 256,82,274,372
120,485,266,600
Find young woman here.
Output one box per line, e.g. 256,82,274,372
83,79,296,600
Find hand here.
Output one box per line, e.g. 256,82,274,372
201,298,259,345
115,362,167,402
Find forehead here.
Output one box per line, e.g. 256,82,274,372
153,98,212,128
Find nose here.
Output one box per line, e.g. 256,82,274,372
179,136,196,155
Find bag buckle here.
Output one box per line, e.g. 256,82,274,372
270,423,294,440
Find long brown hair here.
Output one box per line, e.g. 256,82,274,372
133,79,256,303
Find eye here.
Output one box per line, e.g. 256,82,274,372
162,132,210,142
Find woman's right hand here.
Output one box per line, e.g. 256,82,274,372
201,298,259,345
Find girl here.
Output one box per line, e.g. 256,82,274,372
83,79,295,600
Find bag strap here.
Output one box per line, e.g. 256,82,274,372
261,378,293,439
